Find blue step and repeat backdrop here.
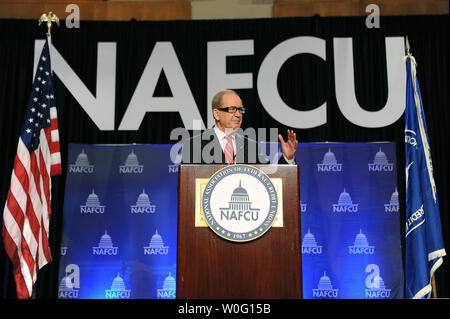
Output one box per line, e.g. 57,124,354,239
298,142,403,299
58,142,403,299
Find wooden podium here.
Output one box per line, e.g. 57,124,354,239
177,165,302,299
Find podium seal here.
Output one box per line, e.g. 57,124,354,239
202,165,278,242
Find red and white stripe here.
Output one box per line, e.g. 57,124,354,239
224,135,235,164
2,106,60,299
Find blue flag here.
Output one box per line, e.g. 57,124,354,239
404,53,446,298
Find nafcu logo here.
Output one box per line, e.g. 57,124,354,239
202,165,278,242
59,264,80,299
80,189,105,214
368,148,393,172
365,264,391,298
120,149,144,174
69,149,94,173
333,188,358,213
317,148,342,172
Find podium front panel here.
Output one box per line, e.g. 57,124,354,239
177,165,302,299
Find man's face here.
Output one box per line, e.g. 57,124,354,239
214,93,243,133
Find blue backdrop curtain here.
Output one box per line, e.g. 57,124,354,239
297,142,402,298
0,15,448,298
58,142,402,299
59,144,178,299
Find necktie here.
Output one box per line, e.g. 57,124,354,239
224,135,235,164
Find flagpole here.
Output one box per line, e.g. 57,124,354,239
28,11,59,300
431,275,437,298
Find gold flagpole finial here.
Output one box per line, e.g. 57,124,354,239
406,36,411,55
38,12,60,37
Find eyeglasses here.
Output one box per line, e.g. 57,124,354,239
217,106,246,114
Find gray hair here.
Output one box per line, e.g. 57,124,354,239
211,89,240,110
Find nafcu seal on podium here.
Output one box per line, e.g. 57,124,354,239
196,165,283,242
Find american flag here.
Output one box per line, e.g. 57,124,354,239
2,39,61,299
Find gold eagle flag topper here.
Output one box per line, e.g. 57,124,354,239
38,12,60,37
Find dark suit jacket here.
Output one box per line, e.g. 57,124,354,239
181,128,291,165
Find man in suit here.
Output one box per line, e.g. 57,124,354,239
182,90,298,164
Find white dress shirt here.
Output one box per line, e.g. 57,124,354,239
214,126,236,154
